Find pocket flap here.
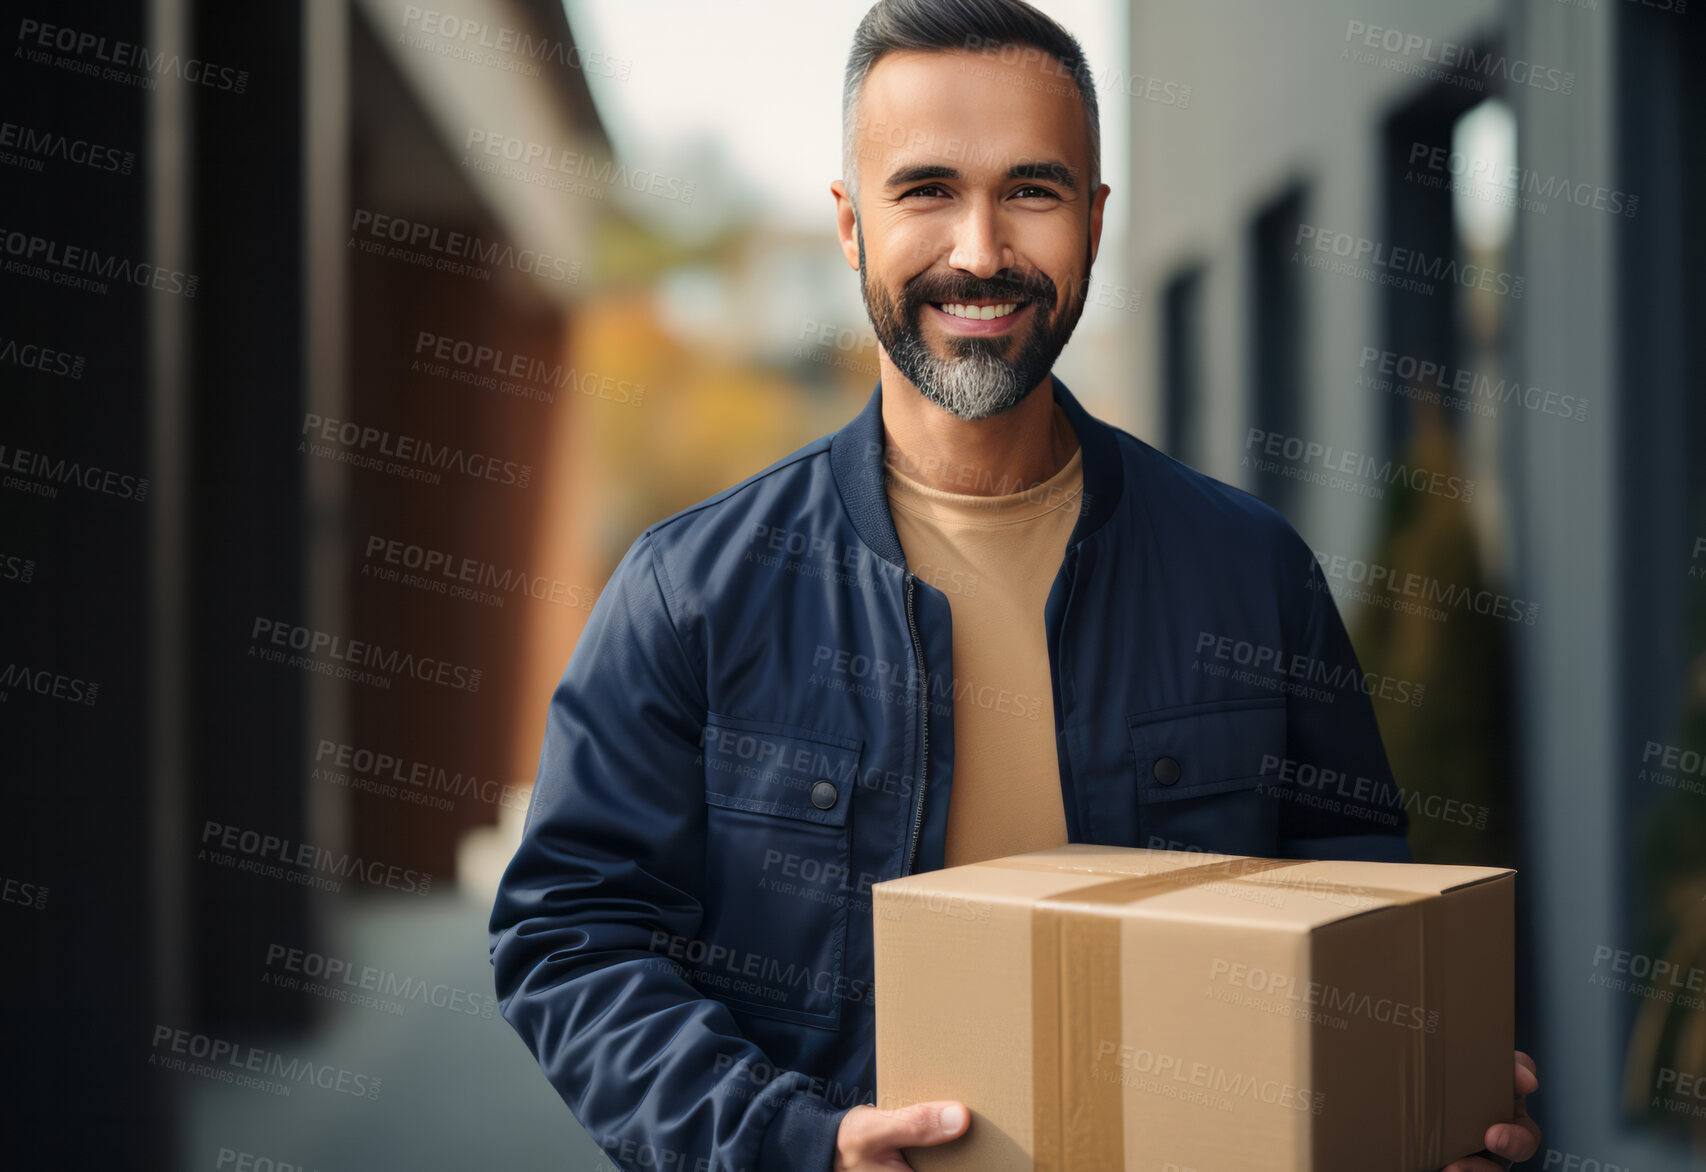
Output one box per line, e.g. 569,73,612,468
701,713,863,827
1127,696,1287,803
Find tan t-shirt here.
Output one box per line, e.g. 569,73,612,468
883,426,1084,867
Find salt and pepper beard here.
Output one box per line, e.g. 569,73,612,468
856,220,1093,422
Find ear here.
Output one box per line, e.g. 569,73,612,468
1087,182,1111,268
832,179,861,272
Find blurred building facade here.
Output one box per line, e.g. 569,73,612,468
1122,0,1704,1165
6,0,626,1165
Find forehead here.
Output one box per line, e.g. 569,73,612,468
854,47,1091,183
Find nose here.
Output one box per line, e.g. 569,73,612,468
945,196,1011,279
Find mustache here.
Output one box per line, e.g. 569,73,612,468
900,270,1057,310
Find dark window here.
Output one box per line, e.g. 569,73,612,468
1247,185,1308,517
1160,265,1205,467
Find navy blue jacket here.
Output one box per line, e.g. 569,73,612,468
489,377,1411,1172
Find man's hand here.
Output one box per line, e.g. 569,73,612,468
834,1100,969,1171
1443,1051,1541,1171
831,1054,1535,1170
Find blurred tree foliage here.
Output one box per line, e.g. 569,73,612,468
1345,402,1517,868
1623,506,1706,1146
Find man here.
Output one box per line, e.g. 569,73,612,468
490,2,1542,1169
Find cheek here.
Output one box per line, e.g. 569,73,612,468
872,215,940,262
889,233,940,271
1017,241,1082,295
1044,246,1086,290
1012,206,1077,240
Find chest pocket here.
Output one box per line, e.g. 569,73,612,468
1127,696,1288,856
696,712,862,1029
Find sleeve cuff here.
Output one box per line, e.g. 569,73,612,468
758,1087,859,1172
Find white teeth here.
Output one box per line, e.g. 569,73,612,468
940,302,1021,320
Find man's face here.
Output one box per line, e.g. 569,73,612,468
838,47,1109,421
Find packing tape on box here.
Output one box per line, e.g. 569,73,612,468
969,856,1447,1170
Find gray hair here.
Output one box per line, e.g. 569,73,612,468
840,0,1101,217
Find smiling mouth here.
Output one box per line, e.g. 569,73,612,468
931,300,1027,321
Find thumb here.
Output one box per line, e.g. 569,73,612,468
871,1101,970,1150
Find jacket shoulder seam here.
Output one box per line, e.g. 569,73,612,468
640,534,709,710
1114,429,1300,542
644,438,833,540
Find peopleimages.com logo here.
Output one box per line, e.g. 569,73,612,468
399,6,632,79
1310,549,1539,626
199,820,431,895
300,413,531,489
1243,428,1473,503
249,617,483,693
15,18,251,92
0,225,197,296
1093,1040,1326,1114
0,660,98,706
262,943,498,1018
1340,20,1575,96
349,208,580,284
149,1025,380,1099
1194,631,1426,707
1294,224,1524,299
0,440,148,503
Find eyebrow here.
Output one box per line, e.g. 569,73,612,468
884,160,1078,193
1013,160,1078,191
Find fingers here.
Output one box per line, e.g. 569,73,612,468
1486,1049,1541,1164
845,1100,969,1156
1513,1051,1539,1095
923,1101,969,1143
1485,1113,1542,1163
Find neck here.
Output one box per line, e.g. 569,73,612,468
878,358,1080,497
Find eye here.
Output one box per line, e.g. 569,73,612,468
1012,185,1061,200
900,183,949,199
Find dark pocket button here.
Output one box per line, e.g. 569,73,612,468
810,780,839,809
1153,756,1181,786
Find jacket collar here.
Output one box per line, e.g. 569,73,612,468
829,374,1125,571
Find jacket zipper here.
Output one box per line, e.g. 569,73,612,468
903,572,930,875
1054,545,1080,840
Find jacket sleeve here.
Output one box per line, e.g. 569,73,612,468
489,531,856,1172
1274,529,1413,863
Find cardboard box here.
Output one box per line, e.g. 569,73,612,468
873,845,1514,1171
